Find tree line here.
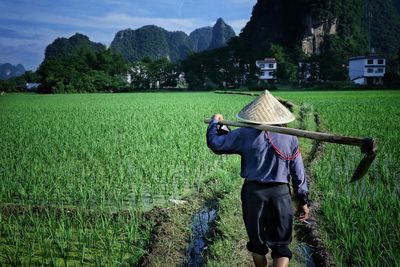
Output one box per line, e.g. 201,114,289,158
2,41,400,93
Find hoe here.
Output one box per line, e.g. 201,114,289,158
204,118,377,182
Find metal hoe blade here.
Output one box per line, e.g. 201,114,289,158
351,138,378,182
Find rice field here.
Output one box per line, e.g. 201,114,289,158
277,91,400,266
0,93,249,265
0,91,399,266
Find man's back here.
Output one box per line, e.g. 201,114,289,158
207,122,308,203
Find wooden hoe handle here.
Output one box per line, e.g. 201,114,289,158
204,118,378,182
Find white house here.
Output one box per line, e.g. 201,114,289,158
256,58,277,82
26,83,41,90
348,54,386,85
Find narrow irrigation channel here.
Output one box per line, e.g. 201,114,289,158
138,181,223,267
186,200,218,266
297,243,316,267
295,112,336,267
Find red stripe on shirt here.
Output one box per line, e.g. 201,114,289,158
266,132,300,161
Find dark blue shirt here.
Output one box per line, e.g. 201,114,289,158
207,120,308,204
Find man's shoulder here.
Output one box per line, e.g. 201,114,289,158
238,127,262,135
268,132,299,148
269,132,297,140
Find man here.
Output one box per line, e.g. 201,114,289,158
206,91,309,267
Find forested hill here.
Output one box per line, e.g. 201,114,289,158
208,18,236,50
190,18,236,52
180,0,400,87
189,27,213,52
239,0,400,58
109,25,191,63
110,18,236,63
369,0,400,54
37,33,128,93
394,0,400,11
44,33,105,60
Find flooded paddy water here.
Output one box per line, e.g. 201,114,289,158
186,200,218,266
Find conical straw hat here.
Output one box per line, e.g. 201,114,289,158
236,90,295,125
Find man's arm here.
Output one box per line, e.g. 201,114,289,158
206,114,243,154
289,143,310,222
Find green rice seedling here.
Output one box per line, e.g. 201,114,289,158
276,90,400,266
5,237,22,266
1,91,399,265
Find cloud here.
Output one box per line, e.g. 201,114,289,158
0,27,43,40
227,0,253,4
88,13,210,33
0,12,210,34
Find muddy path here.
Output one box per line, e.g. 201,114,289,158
294,112,336,267
138,181,222,267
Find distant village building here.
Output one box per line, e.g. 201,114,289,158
256,58,277,82
348,54,386,85
179,72,189,88
126,73,132,84
26,83,41,90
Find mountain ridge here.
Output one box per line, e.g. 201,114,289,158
109,18,236,63
0,63,26,80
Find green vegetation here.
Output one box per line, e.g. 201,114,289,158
128,57,183,90
206,91,400,267
280,90,400,266
0,71,40,92
5,1,400,93
0,91,399,266
3,1,400,93
189,27,213,52
0,93,249,265
110,26,174,63
37,33,128,93
180,0,400,86
109,19,235,64
44,33,104,60
368,0,400,54
207,18,236,51
181,46,245,90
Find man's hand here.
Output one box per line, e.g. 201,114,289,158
212,114,224,121
298,204,309,222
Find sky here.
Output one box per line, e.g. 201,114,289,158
0,0,256,71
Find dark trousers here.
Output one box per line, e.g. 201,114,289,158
241,180,293,259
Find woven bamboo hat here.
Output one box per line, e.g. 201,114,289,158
236,90,295,125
